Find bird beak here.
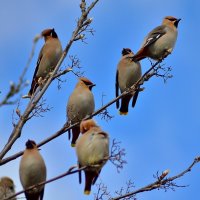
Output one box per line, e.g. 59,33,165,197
175,18,181,28
89,83,96,90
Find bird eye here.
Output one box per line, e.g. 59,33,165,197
9,186,14,190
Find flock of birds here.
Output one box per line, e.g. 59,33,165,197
1,16,180,200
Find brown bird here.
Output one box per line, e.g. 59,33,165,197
19,140,47,200
116,48,142,115
67,77,95,147
23,28,62,98
76,119,109,195
0,177,16,200
132,16,181,61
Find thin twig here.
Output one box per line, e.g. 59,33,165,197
4,138,125,200
0,0,100,161
0,36,38,107
4,165,86,200
0,60,161,165
111,157,200,200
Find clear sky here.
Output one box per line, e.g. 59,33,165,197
0,0,200,199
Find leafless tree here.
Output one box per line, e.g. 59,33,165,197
0,1,199,200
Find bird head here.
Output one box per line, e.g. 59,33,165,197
122,48,133,56
25,140,37,149
80,119,98,133
0,177,15,191
79,77,96,90
163,16,181,28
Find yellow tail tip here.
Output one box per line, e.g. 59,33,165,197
119,111,128,115
84,190,91,195
71,143,76,147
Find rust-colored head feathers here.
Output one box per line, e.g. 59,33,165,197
41,28,58,39
79,77,96,89
163,16,181,28
80,119,98,134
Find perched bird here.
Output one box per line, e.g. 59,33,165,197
67,77,95,147
0,177,16,200
19,140,47,200
116,48,142,115
76,119,109,195
23,28,62,98
132,16,181,61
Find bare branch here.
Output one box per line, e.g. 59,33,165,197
114,180,136,200
94,180,111,200
109,139,127,172
0,0,100,161
27,98,52,120
4,165,86,200
98,93,114,121
0,36,39,107
111,157,200,200
4,145,125,200
0,60,164,165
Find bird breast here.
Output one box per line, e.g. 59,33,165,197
148,26,178,60
76,132,109,167
19,151,46,189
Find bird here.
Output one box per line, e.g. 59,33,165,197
76,119,109,195
0,177,16,200
66,77,95,147
116,48,142,115
19,140,47,200
23,28,62,98
132,16,181,61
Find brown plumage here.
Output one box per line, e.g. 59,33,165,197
19,140,47,200
67,77,95,146
116,48,142,115
0,177,16,200
23,28,62,98
76,119,109,195
132,16,181,61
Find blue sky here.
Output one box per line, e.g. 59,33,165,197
0,0,200,199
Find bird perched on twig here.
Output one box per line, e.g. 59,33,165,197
19,140,47,200
23,28,62,98
67,77,95,147
132,16,181,61
116,48,142,115
76,119,109,195
0,177,16,200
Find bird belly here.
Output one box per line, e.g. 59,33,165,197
20,155,46,190
67,92,94,122
119,63,141,93
148,31,177,60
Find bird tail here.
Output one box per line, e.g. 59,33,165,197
28,78,39,97
131,48,147,62
84,170,98,195
132,89,139,108
25,191,40,200
119,95,132,115
71,126,80,147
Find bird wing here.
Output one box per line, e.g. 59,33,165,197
143,25,166,48
132,88,139,108
115,70,120,108
31,46,44,84
28,46,44,95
